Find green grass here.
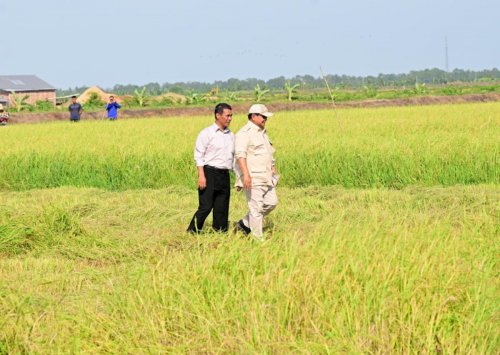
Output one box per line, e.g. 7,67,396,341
0,185,498,353
1,103,499,190
272,83,500,103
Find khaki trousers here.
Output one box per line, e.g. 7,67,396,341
242,185,278,237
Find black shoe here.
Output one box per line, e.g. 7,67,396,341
236,220,251,236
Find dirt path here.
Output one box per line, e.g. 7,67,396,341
8,93,499,124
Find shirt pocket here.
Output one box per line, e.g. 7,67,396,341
249,139,267,156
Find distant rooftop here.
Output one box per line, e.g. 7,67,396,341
0,75,55,92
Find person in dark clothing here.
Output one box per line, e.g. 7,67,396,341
187,103,235,233
68,96,83,121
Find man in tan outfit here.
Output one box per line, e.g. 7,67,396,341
234,104,279,240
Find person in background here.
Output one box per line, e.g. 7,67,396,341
0,104,9,126
68,95,83,122
106,96,121,120
234,104,279,241
187,103,235,234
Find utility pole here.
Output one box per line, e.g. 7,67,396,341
445,36,449,73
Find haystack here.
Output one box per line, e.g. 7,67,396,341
76,86,123,104
154,92,187,104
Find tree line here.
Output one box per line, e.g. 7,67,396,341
58,68,499,96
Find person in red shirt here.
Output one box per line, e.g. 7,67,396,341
0,104,9,126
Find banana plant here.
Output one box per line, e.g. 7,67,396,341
10,91,30,112
133,87,149,107
284,81,300,101
414,83,427,95
186,92,205,105
254,84,270,102
222,90,240,101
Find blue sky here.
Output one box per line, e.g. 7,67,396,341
1,0,498,89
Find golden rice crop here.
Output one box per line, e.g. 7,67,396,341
0,102,498,190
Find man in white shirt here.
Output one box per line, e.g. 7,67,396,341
187,103,235,233
234,104,278,240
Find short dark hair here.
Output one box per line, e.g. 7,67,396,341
248,113,261,120
214,103,232,117
71,95,77,99
109,96,114,99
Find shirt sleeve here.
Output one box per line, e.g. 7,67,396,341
235,131,250,160
194,130,209,166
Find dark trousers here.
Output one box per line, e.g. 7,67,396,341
187,166,230,233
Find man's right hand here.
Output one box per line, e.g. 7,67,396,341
198,176,207,190
243,174,252,189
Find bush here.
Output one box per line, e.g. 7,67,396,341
439,86,463,95
151,97,176,107
83,92,105,109
35,100,55,112
363,86,378,98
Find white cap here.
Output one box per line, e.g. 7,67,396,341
248,104,273,118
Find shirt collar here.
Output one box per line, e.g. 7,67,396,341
212,122,230,133
247,121,265,133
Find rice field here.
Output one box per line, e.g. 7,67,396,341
0,103,498,353
0,103,498,190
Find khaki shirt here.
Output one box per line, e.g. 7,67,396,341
234,121,275,187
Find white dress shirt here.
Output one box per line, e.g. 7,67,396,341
194,123,235,169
